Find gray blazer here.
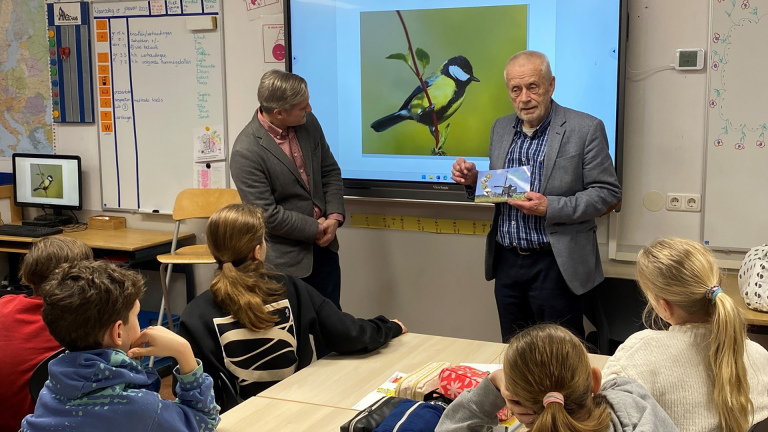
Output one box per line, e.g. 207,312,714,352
230,111,345,278
485,102,621,295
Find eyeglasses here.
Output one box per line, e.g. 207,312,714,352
509,84,542,99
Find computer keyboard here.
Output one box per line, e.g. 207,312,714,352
0,224,64,238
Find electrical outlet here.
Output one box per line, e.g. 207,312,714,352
666,194,683,211
682,194,701,212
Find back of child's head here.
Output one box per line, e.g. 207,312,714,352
637,237,753,432
504,324,610,432
20,236,93,293
40,260,145,351
206,203,284,332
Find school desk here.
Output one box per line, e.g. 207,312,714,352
0,227,193,264
219,333,608,431
216,397,358,432
0,227,195,303
257,332,609,410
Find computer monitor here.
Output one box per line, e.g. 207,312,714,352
12,153,82,226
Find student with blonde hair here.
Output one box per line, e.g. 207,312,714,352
437,324,677,432
602,237,768,432
178,203,406,411
0,236,93,432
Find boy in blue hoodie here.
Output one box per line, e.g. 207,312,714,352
21,260,220,432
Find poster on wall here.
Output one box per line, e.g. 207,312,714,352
246,0,281,21
262,20,285,63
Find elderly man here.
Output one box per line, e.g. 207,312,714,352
231,69,345,310
452,51,621,341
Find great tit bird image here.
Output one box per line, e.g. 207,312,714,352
371,55,479,136
33,175,54,192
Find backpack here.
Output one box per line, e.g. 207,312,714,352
738,245,768,312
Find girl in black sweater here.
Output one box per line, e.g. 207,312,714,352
178,203,406,411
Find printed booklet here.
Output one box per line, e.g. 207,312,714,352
474,166,531,203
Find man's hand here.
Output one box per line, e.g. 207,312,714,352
451,157,478,187
127,326,197,375
316,218,339,247
316,217,327,242
509,192,547,216
489,370,538,428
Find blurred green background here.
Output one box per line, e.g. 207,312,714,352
361,5,527,156
31,164,64,199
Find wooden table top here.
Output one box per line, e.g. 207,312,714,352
0,227,193,252
63,228,194,251
258,333,507,410
217,397,358,432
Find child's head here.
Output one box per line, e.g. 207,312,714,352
206,203,267,266
20,236,93,294
41,261,145,353
636,237,753,432
636,237,723,324
206,203,284,332
503,324,609,432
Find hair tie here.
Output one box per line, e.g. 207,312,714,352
706,285,723,303
542,392,564,407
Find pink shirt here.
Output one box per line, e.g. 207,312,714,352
257,109,343,236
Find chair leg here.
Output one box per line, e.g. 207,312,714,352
151,263,175,369
158,263,175,332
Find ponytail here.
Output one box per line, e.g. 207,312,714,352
210,260,285,332
531,393,611,432
710,292,753,432
205,203,286,332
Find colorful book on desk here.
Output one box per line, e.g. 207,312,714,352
474,166,531,203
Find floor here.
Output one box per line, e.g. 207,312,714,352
159,374,174,400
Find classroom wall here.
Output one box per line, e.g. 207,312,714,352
7,0,738,342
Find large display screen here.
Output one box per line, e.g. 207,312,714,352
287,0,625,201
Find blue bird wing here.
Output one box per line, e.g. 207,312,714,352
396,72,440,111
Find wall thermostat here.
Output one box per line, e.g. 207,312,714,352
675,48,705,70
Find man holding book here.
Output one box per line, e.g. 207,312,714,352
451,50,621,341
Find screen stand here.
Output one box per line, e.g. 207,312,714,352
32,212,74,227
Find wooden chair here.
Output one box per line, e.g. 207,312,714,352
155,188,241,333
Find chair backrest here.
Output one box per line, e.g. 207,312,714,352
172,188,241,221
751,417,768,432
29,347,66,402
583,278,648,355
216,370,240,413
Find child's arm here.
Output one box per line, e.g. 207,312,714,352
436,375,506,432
302,280,405,353
127,327,221,431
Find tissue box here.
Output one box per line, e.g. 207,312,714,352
87,215,126,230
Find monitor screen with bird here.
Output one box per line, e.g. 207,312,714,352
12,153,83,215
287,0,625,201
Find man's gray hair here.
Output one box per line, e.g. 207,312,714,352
258,69,309,114
503,50,552,82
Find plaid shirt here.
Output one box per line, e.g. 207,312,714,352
496,107,553,249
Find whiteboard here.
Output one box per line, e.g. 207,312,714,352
704,0,768,249
93,0,227,213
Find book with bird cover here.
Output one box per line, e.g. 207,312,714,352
474,166,531,203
